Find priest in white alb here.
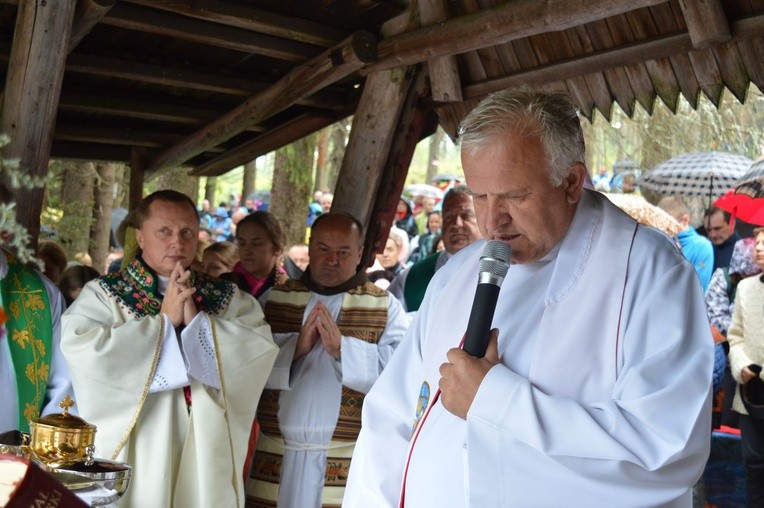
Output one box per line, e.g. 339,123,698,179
344,87,713,507
62,190,278,508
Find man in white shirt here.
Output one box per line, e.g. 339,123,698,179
345,86,713,507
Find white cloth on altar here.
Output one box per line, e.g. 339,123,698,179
258,289,409,508
0,251,73,432
61,280,278,508
344,189,713,508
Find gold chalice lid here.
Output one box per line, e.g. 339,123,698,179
33,395,95,430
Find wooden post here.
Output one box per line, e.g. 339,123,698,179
678,0,731,49
0,0,76,248
360,67,437,268
331,66,416,230
69,0,116,52
129,147,146,210
418,0,462,103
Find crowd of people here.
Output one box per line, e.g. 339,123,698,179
2,86,761,507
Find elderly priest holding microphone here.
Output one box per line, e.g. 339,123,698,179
344,87,713,507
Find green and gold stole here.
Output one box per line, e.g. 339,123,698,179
0,253,52,432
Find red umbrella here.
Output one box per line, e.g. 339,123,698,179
714,160,764,225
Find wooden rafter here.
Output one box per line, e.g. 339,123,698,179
458,13,764,103
367,0,670,72
69,0,116,52
123,0,347,47
678,0,731,49
146,31,378,178
102,3,322,62
191,112,351,177
418,0,462,103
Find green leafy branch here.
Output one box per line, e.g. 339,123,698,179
0,134,47,264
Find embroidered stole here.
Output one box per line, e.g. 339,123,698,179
98,257,235,319
0,253,52,432
253,279,388,506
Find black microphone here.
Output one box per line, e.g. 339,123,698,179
462,240,511,357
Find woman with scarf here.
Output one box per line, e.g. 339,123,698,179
222,211,287,298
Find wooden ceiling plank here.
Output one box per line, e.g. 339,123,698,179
462,32,692,102
102,3,322,63
191,113,345,176
55,123,188,148
602,68,637,116
735,38,764,92
419,0,463,102
623,63,657,113
147,31,378,177
668,53,701,108
565,76,596,121
678,0,731,48
583,72,615,120
712,42,751,102
58,91,222,125
687,48,724,106
69,0,116,52
369,0,669,72
55,51,352,110
50,142,135,162
643,57,681,112
122,0,347,47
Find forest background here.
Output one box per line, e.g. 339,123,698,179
37,84,764,272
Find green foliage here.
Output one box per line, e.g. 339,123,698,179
0,134,46,263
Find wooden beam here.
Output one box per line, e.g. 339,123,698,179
418,0,462,102
191,113,348,177
367,0,669,72
0,0,76,247
361,67,436,267
58,91,228,126
332,65,416,228
458,13,764,102
123,0,347,47
678,0,731,49
102,2,321,63
54,124,189,148
50,142,134,161
147,31,378,178
68,0,116,52
129,147,146,210
49,50,351,110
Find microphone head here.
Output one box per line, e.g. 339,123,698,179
479,240,511,277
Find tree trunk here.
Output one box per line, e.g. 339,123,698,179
154,167,197,199
315,127,330,192
327,119,350,192
59,161,96,259
242,160,257,203
91,162,116,274
426,127,445,183
270,134,316,247
111,163,127,209
205,176,217,207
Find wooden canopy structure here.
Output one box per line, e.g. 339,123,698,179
2,0,764,260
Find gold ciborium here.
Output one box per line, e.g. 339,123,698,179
27,395,96,468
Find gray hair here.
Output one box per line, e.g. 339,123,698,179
458,86,586,186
